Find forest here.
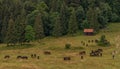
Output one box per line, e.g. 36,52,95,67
0,0,120,44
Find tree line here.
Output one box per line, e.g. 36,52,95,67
0,0,120,44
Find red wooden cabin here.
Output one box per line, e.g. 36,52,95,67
84,29,94,35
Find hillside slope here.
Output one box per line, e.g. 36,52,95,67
0,23,120,69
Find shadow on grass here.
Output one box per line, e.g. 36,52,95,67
0,44,34,50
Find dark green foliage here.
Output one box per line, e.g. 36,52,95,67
34,13,45,39
65,44,71,49
5,18,16,46
98,35,110,46
111,13,119,22
60,1,68,35
68,8,79,35
50,0,62,12
52,13,62,37
15,9,26,44
37,1,48,13
0,0,120,44
87,7,100,31
82,20,91,28
25,25,35,42
76,6,85,29
26,10,39,26
1,17,8,42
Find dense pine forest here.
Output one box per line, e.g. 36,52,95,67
0,0,120,44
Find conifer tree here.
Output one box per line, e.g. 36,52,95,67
68,8,78,35
50,0,62,12
60,0,68,35
5,17,16,46
34,13,45,39
52,14,62,37
15,9,26,45
76,6,85,29
1,17,8,42
87,7,100,31
25,25,35,42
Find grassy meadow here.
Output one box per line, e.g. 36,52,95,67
0,23,120,69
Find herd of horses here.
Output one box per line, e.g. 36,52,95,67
4,48,103,61
3,39,104,61
4,51,51,60
63,48,103,61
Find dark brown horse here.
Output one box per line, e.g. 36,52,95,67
79,51,86,55
63,57,71,61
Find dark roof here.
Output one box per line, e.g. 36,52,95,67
84,29,94,32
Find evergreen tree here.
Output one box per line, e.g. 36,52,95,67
15,9,26,45
76,6,85,29
25,25,35,42
26,10,39,26
37,1,48,13
0,0,120,43
60,0,68,35
82,20,91,29
68,8,78,35
34,13,45,39
36,1,50,36
5,17,16,46
52,13,62,37
50,0,62,12
1,17,8,42
87,7,100,31
99,2,112,23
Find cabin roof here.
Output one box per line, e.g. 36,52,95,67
84,29,94,33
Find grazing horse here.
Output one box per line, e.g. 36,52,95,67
79,51,86,55
88,40,91,43
17,56,28,59
86,44,88,46
31,54,37,58
4,55,10,59
81,41,83,43
95,39,98,43
22,56,28,59
37,56,40,59
44,51,51,55
82,43,85,46
31,54,33,58
97,49,103,52
17,56,21,58
81,56,84,59
91,40,94,43
63,57,71,61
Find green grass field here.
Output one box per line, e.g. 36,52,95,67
0,23,120,69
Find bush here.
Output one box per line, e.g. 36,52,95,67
65,44,71,49
98,35,110,47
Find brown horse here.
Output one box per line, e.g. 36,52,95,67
44,51,51,55
63,57,71,61
4,55,10,59
79,51,86,55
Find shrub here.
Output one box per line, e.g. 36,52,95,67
98,35,110,47
65,44,71,49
